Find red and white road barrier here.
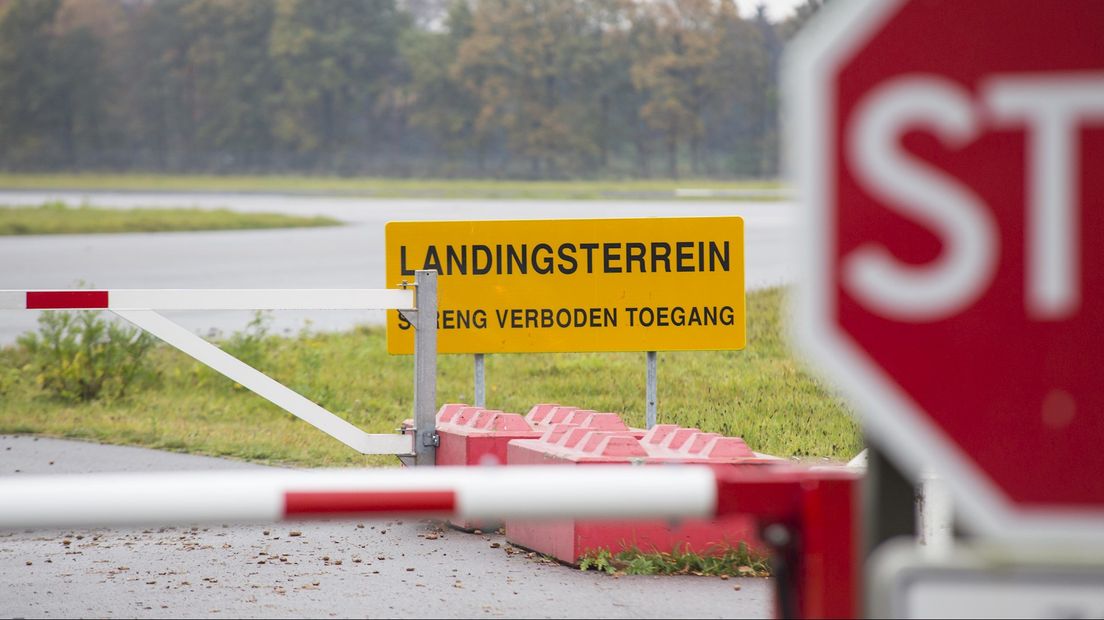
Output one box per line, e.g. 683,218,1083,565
0,463,863,617
0,466,718,530
0,288,413,311
0,283,438,460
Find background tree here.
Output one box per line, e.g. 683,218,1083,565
0,0,65,168
401,0,483,173
0,0,823,179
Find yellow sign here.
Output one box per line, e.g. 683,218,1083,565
385,217,744,354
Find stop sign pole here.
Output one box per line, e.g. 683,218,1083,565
788,0,1104,542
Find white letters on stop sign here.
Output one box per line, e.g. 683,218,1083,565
845,72,1104,322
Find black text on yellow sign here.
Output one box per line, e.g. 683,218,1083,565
385,217,745,354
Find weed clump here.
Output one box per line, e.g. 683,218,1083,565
18,310,156,403
578,542,771,577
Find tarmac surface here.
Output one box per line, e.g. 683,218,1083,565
0,435,774,618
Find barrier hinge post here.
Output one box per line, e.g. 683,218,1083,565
412,270,438,466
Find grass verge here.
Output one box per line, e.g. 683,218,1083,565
0,287,859,467
0,173,786,201
578,543,772,577
0,201,340,235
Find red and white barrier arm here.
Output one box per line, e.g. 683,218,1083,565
0,289,414,311
0,466,723,530
0,288,421,456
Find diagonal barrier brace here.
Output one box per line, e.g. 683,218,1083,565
112,310,411,455
1,285,436,457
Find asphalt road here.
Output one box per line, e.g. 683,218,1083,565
0,435,774,618
0,191,795,344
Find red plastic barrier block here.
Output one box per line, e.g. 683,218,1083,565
528,406,582,428
438,409,544,532
463,409,504,431
552,427,597,452
539,423,581,445
507,424,579,466
436,403,469,425
657,427,703,451
505,516,763,568
649,433,774,468
562,410,599,426
448,406,486,428
504,426,770,564
572,412,629,430
401,403,468,435
523,404,561,426
438,411,540,467
640,424,681,448
696,437,756,460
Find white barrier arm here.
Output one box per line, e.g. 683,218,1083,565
112,310,412,456
1,289,413,311
111,289,414,310
0,466,719,530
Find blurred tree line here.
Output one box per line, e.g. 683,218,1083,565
0,0,824,179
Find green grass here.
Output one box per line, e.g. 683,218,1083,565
0,173,786,201
0,201,340,235
0,288,859,467
578,543,772,577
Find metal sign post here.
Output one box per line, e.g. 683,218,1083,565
645,351,657,429
474,353,486,408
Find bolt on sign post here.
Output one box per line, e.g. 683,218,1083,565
788,0,1104,542
385,217,746,420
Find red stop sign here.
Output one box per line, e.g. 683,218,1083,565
791,0,1104,539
